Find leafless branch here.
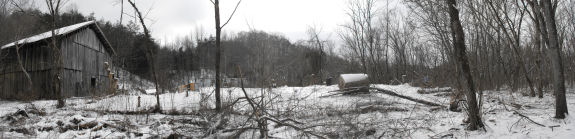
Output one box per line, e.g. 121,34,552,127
220,0,242,28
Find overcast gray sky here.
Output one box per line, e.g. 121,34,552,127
34,0,406,46
43,0,350,44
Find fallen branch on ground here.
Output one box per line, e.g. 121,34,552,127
262,116,327,139
370,87,445,107
512,110,545,127
321,87,370,98
322,87,445,107
417,87,452,94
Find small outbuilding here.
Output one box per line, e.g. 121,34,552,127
0,21,116,99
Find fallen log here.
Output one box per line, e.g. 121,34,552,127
370,87,445,107
321,87,445,107
321,87,370,98
417,87,452,94
338,74,369,90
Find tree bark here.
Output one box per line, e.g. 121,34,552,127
446,0,483,130
213,0,222,111
46,0,65,108
541,0,568,119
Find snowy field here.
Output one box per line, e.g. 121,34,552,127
0,84,573,138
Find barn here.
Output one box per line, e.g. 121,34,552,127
0,21,116,99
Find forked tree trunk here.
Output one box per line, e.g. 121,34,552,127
446,0,483,130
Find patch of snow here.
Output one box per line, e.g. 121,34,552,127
0,83,574,138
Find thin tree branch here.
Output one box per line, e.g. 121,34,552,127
9,0,25,13
221,0,242,28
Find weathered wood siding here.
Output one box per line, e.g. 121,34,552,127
0,26,113,99
0,44,54,99
61,27,112,97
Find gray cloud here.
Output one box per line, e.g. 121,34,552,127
38,0,366,44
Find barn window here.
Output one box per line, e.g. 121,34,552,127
91,77,97,88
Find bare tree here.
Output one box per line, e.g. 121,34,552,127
6,0,37,101
485,0,537,97
306,25,326,80
540,0,568,119
14,42,34,96
446,0,483,130
341,0,374,73
45,0,66,108
210,0,242,112
524,0,546,98
405,0,466,111
525,0,569,118
126,0,162,112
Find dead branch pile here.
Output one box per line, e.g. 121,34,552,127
202,66,328,138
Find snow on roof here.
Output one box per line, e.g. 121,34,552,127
1,21,95,49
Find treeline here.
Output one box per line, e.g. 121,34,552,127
169,31,359,87
338,0,575,94
0,5,358,89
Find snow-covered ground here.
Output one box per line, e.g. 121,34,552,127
0,84,573,138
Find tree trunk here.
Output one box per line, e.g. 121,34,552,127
45,0,65,108
528,0,549,98
15,44,34,96
541,0,568,119
446,0,483,130
530,2,545,98
536,26,545,98
213,0,222,111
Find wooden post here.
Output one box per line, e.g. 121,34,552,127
186,83,193,97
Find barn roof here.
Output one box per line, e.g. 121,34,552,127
1,20,115,55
